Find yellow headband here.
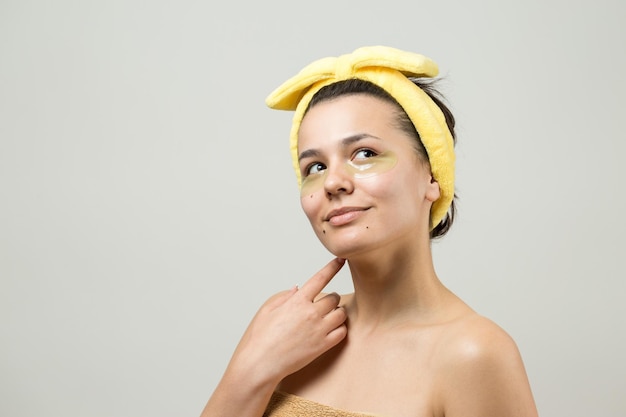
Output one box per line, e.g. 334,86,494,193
265,45,455,230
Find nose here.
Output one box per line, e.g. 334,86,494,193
324,163,354,197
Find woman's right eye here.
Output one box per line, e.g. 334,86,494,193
305,162,326,176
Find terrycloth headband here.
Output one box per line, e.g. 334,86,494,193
265,45,455,230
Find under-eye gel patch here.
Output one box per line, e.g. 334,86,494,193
347,150,397,179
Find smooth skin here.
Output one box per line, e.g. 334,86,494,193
201,258,347,417
201,95,538,417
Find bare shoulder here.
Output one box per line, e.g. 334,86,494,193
434,314,524,387
434,314,538,417
440,314,520,362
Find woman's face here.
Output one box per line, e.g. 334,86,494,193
298,94,440,259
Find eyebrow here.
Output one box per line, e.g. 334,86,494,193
298,133,382,162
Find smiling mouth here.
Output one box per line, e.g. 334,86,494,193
324,207,370,226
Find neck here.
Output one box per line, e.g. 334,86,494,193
343,240,452,330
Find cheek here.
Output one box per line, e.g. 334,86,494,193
358,167,423,214
355,170,399,199
300,192,322,223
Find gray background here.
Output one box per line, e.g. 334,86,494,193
1,1,624,416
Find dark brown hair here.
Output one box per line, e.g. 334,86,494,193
304,78,457,239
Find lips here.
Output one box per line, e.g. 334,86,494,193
324,207,369,226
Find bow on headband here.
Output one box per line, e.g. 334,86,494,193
266,45,455,231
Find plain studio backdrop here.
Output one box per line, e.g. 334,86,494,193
1,1,624,416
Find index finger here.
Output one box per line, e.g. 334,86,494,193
298,258,346,300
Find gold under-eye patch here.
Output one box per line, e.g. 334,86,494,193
266,45,455,230
300,151,398,195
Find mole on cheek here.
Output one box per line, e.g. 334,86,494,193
322,229,326,234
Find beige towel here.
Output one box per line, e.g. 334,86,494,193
264,391,387,417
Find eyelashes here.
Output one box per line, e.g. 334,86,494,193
353,148,378,160
302,148,378,177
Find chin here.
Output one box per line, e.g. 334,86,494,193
317,229,372,259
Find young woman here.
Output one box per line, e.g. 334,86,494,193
202,46,538,417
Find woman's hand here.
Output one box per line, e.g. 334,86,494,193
228,257,348,385
201,258,347,417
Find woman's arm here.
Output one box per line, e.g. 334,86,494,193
200,258,348,417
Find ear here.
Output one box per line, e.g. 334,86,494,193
425,174,441,203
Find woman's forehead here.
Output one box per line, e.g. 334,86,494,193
298,95,401,146
298,94,406,153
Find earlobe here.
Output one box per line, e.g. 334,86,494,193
426,175,441,202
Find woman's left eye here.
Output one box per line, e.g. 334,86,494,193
354,149,377,160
